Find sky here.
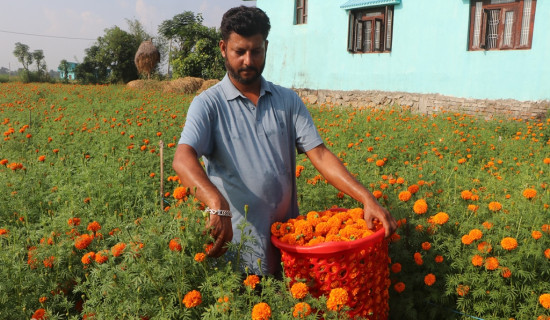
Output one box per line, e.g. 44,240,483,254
0,0,256,72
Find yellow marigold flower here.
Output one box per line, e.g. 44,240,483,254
488,201,502,212
183,290,202,308
251,302,272,320
500,237,518,251
485,257,499,270
540,293,550,309
522,188,537,199
428,212,449,225
326,288,348,311
424,273,436,286
393,282,405,293
398,191,412,202
292,302,312,318
413,199,428,214
244,275,260,289
290,282,309,299
471,254,483,267
194,252,206,262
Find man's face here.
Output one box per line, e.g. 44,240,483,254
220,32,268,86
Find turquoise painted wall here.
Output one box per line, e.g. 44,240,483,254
257,0,550,101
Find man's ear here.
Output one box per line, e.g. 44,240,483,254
219,40,226,58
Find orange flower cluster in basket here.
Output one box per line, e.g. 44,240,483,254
271,208,381,246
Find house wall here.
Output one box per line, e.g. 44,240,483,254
256,0,550,102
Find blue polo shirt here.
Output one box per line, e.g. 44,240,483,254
179,74,323,274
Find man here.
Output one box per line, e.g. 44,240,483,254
172,6,397,274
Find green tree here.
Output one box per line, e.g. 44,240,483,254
75,45,110,84
13,42,33,71
32,49,47,80
159,11,224,79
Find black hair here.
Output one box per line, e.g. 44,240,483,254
220,6,271,41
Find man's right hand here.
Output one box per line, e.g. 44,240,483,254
205,214,233,257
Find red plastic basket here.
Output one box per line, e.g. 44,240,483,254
271,208,390,319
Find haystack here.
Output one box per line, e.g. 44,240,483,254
127,79,163,91
198,79,220,93
135,40,160,79
163,77,205,94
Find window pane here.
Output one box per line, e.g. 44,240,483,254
374,20,381,51
296,0,303,7
356,22,363,51
486,9,500,49
364,21,372,52
490,0,515,3
503,11,514,46
520,0,532,46
297,8,303,24
473,2,483,48
386,9,392,49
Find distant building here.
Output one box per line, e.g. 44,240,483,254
257,0,549,102
58,62,78,80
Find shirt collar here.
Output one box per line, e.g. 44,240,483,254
220,73,272,101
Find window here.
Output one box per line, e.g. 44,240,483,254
469,0,536,50
295,0,307,25
347,6,393,53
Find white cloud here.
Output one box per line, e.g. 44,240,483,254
135,0,160,34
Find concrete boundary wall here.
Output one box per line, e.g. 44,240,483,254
295,89,550,120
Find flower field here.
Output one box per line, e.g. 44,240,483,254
1,82,549,320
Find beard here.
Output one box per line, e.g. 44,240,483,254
224,57,265,85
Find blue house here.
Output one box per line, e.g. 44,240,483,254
256,0,549,103
58,62,78,80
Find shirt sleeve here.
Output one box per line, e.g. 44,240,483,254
178,95,214,157
292,92,323,153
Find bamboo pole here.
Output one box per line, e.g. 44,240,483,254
159,140,164,212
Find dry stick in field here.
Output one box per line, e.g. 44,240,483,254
159,140,164,212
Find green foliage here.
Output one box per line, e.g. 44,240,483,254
1,84,549,319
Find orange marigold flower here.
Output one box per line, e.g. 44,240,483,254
0,228,8,236
544,248,550,260
428,212,449,225
326,288,349,311
413,199,428,214
424,273,436,286
375,159,385,167
292,302,312,318
81,252,95,264
111,242,126,257
477,241,492,253
39,296,47,304
372,190,383,199
173,187,188,200
488,201,502,212
501,267,512,278
183,290,202,308
295,165,305,178
522,188,537,199
393,282,406,293
43,256,55,268
243,275,260,289
421,242,431,251
38,155,46,162
461,190,473,200
68,217,81,226
74,234,93,250
500,237,518,251
391,263,402,273
471,254,483,267
467,204,479,212
532,231,543,240
540,293,550,309
435,255,444,263
408,184,419,194
194,253,206,262
413,252,423,265
398,191,412,202
290,282,309,299
87,221,101,233
469,229,483,240
251,302,271,320
169,238,182,252
94,250,108,264
482,221,494,230
457,285,470,297
485,257,499,270
461,234,474,245
31,308,46,320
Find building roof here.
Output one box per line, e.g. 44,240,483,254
340,0,401,10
